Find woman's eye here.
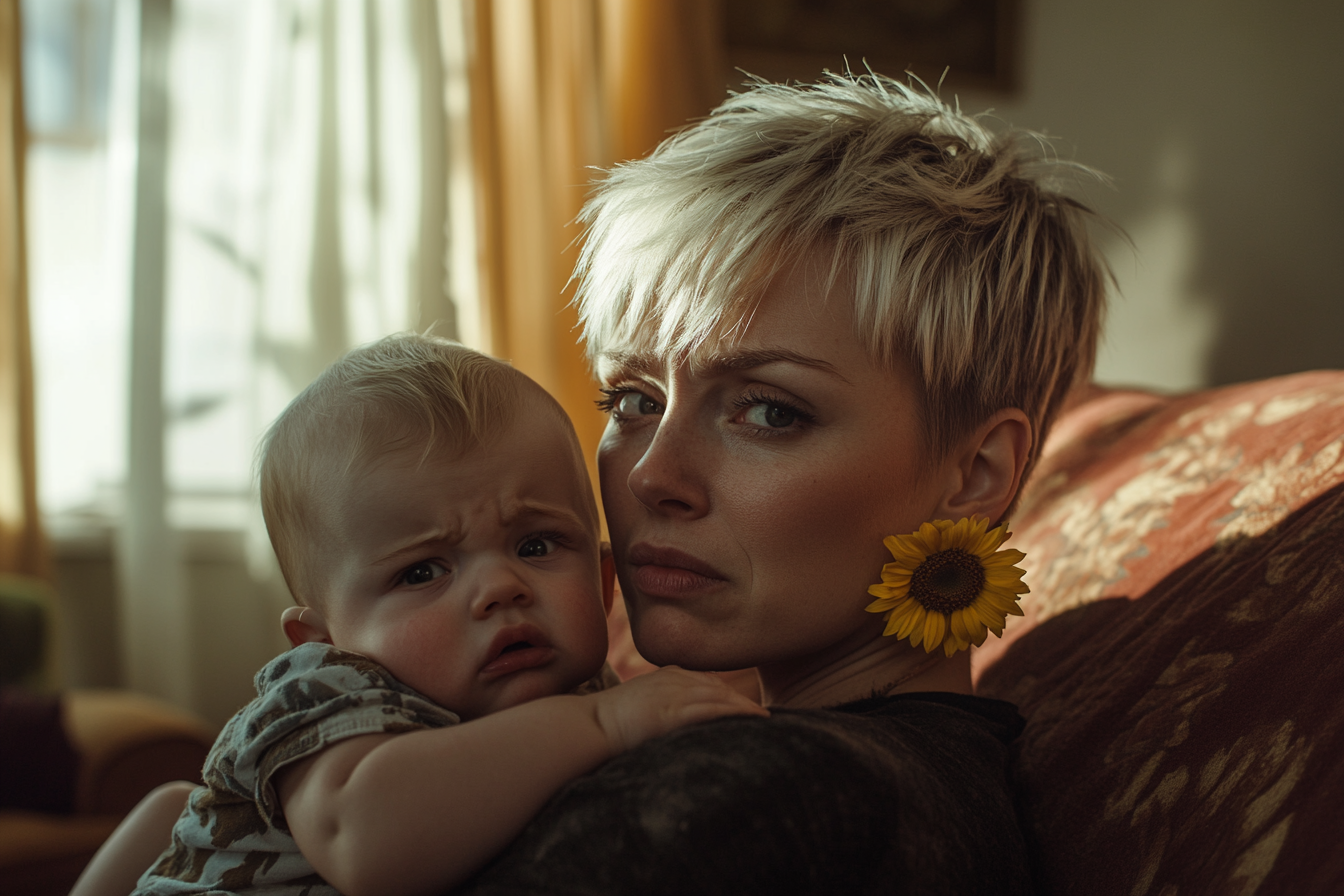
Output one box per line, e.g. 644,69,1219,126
743,403,799,428
400,561,447,586
518,536,557,558
627,394,663,416
598,389,664,418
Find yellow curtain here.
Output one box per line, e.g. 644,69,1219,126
463,0,725,492
0,0,47,580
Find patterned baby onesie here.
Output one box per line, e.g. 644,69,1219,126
133,642,460,895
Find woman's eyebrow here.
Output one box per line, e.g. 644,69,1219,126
599,348,848,382
597,350,660,378
693,348,849,382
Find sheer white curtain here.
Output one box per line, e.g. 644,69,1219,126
101,0,449,709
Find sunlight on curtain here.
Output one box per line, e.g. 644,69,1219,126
26,0,448,710
0,0,46,579
23,0,726,712
452,0,725,504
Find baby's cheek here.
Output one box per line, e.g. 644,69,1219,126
364,617,465,699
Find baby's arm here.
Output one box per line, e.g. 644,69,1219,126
277,666,766,896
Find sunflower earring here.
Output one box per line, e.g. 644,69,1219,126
866,516,1028,657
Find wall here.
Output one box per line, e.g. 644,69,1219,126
723,0,1344,392
53,526,289,730
954,0,1344,391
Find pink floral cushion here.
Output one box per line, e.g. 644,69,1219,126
974,371,1344,896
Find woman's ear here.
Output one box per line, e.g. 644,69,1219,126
600,543,617,616
936,408,1032,523
280,605,332,649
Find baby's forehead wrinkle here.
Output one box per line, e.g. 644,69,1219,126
374,523,467,565
498,496,592,533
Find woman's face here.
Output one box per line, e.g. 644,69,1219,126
595,255,958,682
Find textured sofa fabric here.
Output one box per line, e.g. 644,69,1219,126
974,371,1344,896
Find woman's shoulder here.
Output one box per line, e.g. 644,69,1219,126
562,689,1025,802
653,692,1025,806
460,692,1034,896
807,689,1027,746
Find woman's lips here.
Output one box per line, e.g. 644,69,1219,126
627,543,727,598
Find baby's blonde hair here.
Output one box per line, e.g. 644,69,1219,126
259,334,577,605
576,72,1111,482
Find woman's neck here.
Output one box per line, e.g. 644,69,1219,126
758,638,973,709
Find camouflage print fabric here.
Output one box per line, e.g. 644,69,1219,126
132,642,460,896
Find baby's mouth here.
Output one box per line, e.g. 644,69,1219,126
481,624,554,677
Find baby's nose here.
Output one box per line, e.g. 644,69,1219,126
469,562,535,617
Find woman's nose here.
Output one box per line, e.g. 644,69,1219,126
626,410,711,518
469,560,535,618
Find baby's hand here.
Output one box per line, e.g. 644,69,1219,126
592,666,769,754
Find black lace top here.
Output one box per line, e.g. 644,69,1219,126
456,691,1033,895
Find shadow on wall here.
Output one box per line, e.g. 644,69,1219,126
957,0,1344,390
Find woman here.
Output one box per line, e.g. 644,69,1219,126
456,73,1107,895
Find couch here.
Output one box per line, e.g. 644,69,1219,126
973,370,1344,895
605,369,1344,895
0,579,215,896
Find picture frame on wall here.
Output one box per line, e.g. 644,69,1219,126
723,0,1019,94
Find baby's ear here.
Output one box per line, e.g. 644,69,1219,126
280,605,332,648
599,543,616,616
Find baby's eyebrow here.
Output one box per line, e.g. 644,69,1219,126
502,500,590,532
375,526,465,565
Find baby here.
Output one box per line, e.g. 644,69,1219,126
88,334,764,896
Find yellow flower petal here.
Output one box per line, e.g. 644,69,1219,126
975,604,1007,628
943,633,966,657
896,605,926,641
949,608,971,643
922,612,946,654
866,516,1030,656
982,550,1026,568
960,607,988,645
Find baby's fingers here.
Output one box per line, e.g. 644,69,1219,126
662,676,770,725
672,690,770,725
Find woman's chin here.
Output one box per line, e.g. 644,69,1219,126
627,609,751,671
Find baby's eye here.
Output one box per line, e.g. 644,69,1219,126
400,561,447,586
518,536,558,558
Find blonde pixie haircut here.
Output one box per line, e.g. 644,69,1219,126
259,333,582,605
576,72,1110,476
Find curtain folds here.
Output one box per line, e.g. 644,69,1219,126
0,0,48,579
458,0,726,493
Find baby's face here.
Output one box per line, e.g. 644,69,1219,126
310,399,609,720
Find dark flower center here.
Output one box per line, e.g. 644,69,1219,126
910,549,985,614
